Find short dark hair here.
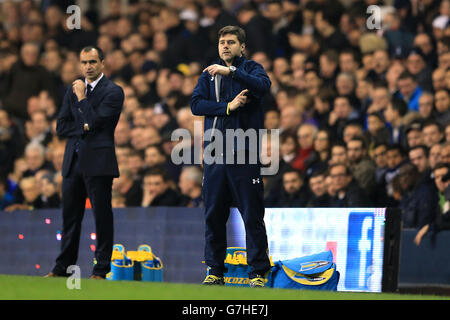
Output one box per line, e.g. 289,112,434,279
331,141,347,151
309,168,327,179
348,136,367,150
144,166,170,182
409,144,429,157
218,25,246,44
373,142,388,150
282,167,303,180
80,46,104,61
390,97,408,116
398,70,416,82
433,162,450,173
423,119,443,133
329,163,351,176
387,144,406,156
321,49,339,64
319,6,340,26
146,144,166,158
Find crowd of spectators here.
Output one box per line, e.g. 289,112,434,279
0,0,449,244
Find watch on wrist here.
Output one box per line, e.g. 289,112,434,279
229,66,236,78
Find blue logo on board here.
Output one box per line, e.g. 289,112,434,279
345,212,374,290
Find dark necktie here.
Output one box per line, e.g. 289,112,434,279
86,84,92,98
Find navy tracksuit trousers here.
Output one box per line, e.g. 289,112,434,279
203,159,271,278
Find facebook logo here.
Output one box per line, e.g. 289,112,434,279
345,212,374,290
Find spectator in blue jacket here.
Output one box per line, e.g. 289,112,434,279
395,70,423,112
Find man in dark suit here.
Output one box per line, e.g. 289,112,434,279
46,46,124,279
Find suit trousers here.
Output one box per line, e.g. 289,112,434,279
52,152,114,277
203,160,271,279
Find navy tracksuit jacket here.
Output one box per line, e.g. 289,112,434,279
191,55,272,278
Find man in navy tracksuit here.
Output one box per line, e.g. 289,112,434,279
190,26,271,287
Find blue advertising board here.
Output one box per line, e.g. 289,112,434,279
226,208,386,292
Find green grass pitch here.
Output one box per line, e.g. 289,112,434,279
0,274,448,300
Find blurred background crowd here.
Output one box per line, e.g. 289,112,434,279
0,0,449,244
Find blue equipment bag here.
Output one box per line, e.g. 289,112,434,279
268,250,340,291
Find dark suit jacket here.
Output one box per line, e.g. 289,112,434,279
56,75,124,178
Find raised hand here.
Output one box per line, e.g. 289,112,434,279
202,64,230,77
228,89,249,112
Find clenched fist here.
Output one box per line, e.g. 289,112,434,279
72,79,86,102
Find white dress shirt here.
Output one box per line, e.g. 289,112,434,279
85,73,104,94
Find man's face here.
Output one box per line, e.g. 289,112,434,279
264,110,280,130
304,71,321,92
409,148,429,173
386,149,403,169
283,172,302,194
373,50,389,74
61,62,78,84
339,53,357,73
330,146,347,165
434,167,449,192
218,34,244,64
319,55,336,78
372,87,390,108
407,53,425,75
21,179,39,203
334,97,351,119
79,49,104,82
297,125,315,150
435,90,449,113
414,34,432,54
407,129,423,148
145,147,164,167
418,94,434,118
383,104,396,123
422,125,443,148
329,165,351,191
432,69,446,91
143,175,167,197
372,145,387,168
429,144,442,169
397,78,416,99
21,43,39,67
441,145,450,164
439,52,450,69
309,175,326,197
347,140,365,164
31,113,48,134
178,170,193,196
367,115,384,135
127,155,143,174
26,149,44,171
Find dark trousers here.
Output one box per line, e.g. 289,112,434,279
203,161,270,278
52,152,114,277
